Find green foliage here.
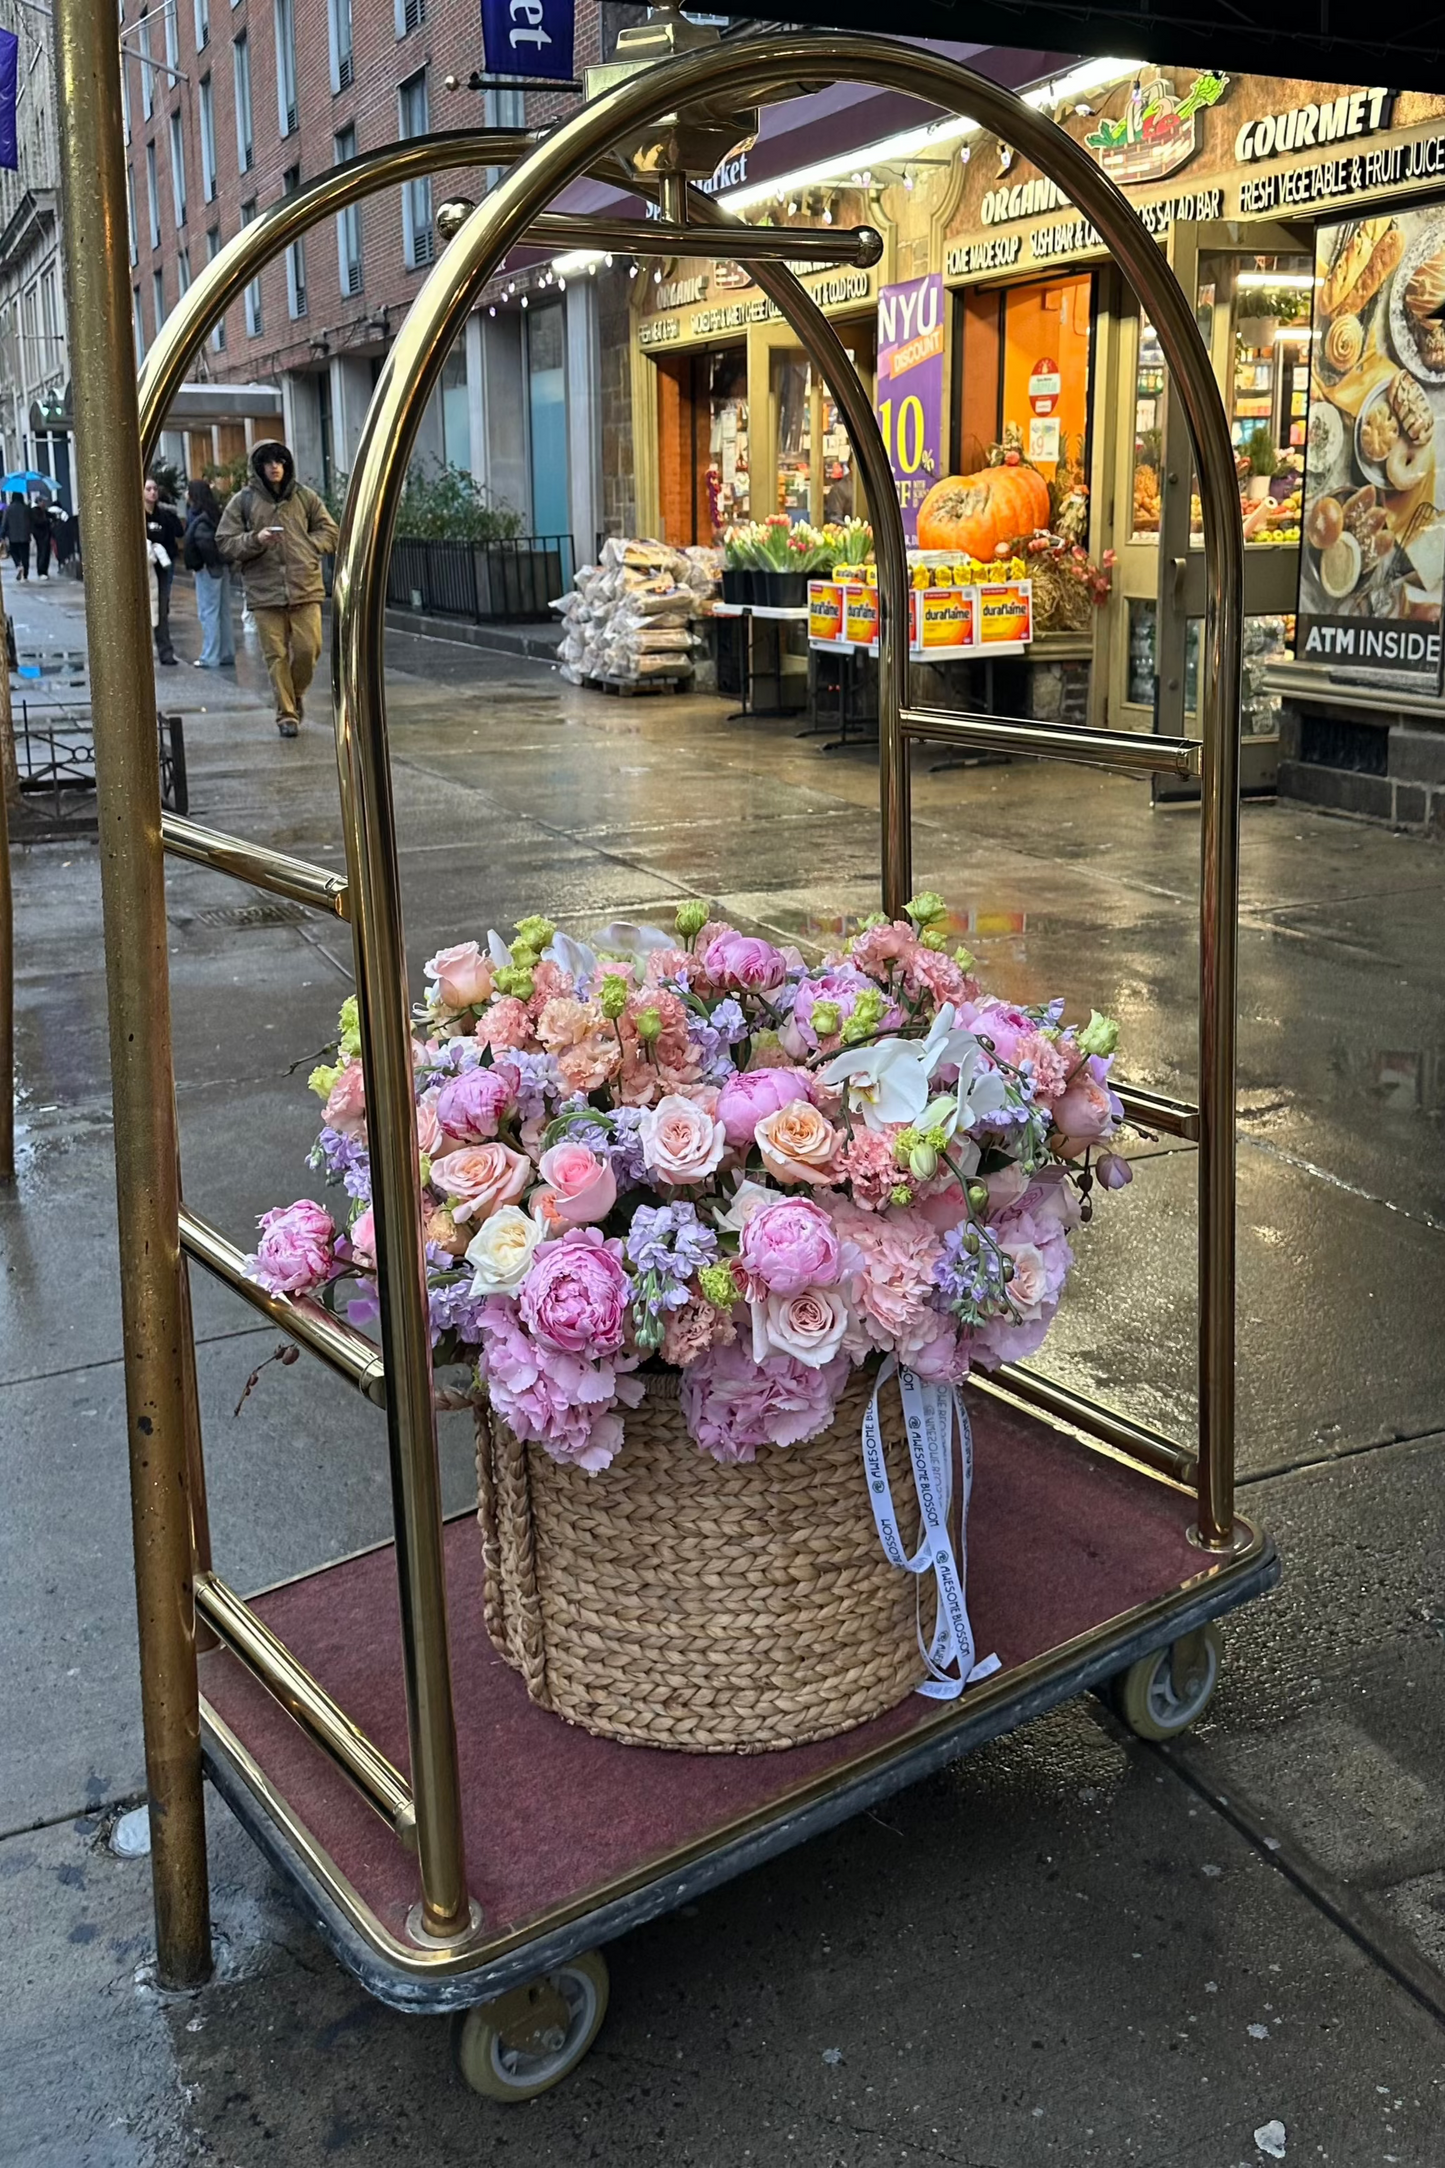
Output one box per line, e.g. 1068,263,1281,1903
395,462,525,543
1243,426,1279,480
201,451,251,503
147,456,183,503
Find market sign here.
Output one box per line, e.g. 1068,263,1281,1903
1084,70,1228,186
1235,88,1395,162
876,273,944,542
480,0,574,79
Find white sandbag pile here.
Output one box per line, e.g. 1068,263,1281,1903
552,537,721,687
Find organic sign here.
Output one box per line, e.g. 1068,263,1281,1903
1297,199,1445,684
1084,70,1229,185
876,274,944,543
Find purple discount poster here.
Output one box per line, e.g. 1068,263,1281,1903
876,274,944,542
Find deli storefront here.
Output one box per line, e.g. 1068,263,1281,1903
627,69,1445,827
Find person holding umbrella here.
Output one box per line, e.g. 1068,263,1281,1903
4,491,29,579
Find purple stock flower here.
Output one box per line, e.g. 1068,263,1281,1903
310,1125,373,1202
933,1223,1013,1326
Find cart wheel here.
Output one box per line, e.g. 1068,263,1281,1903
1112,1623,1222,1741
453,1950,609,2102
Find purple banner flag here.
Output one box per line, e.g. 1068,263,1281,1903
479,0,574,81
876,274,944,544
0,31,18,174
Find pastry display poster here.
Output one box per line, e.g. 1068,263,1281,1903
1298,204,1445,684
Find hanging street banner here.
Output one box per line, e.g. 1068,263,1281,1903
480,0,574,81
876,273,944,544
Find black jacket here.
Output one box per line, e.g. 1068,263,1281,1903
4,500,29,548
29,502,51,542
146,502,184,568
184,508,223,572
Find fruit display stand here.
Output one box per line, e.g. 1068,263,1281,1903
72,26,1269,2106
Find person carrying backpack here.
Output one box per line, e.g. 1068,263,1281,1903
185,478,235,669
216,440,338,737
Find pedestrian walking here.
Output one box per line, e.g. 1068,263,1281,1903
184,478,236,669
29,495,52,577
143,477,184,666
50,502,75,570
216,440,338,738
5,492,30,579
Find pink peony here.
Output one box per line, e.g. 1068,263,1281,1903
426,941,494,1010
247,1199,336,1294
831,1200,942,1360
323,1061,366,1137
701,931,788,993
535,1140,617,1226
682,1340,851,1463
434,1064,515,1143
639,1093,726,1185
475,996,533,1053
477,1297,643,1473
739,1195,841,1295
519,1226,631,1357
716,1066,814,1150
430,1141,531,1225
754,1100,839,1186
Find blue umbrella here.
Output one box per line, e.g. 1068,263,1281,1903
1,469,60,494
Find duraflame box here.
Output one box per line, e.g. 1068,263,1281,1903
911,587,977,653
977,579,1033,647
807,580,845,644
842,583,880,648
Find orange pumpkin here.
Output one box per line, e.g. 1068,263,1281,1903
915,464,1051,558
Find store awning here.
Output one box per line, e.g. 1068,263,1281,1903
165,382,283,423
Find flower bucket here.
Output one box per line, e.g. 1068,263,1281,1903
475,1365,932,1753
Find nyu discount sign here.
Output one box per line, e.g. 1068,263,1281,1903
876,275,943,543
480,0,574,81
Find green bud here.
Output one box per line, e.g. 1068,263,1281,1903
963,1227,981,1255
954,945,977,971
860,912,890,931
920,927,950,951
675,899,709,940
634,1006,663,1045
852,988,886,1030
810,1000,842,1039
908,1141,938,1181
889,1182,915,1209
514,914,555,951
418,1153,432,1187
905,889,948,927
337,995,362,1058
1077,1009,1120,1058
967,1181,989,1212
698,1262,739,1311
1000,1256,1015,1281
598,974,628,1020
893,1126,921,1166
308,1061,341,1101
493,964,534,1000
632,1306,666,1353
839,1014,872,1047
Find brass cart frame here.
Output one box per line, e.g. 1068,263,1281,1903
54,11,1273,2011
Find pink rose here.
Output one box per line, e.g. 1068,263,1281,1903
536,1141,617,1226
1000,1240,1051,1319
323,1062,366,1137
716,1066,814,1149
639,1093,726,1185
435,1064,515,1143
755,1100,839,1186
1051,1069,1115,1155
348,1206,376,1271
702,931,788,993
519,1227,631,1357
739,1195,841,1295
430,1141,531,1225
426,941,494,1010
754,1285,851,1369
415,1096,443,1158
248,1199,335,1294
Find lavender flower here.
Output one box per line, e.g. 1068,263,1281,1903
508,1048,565,1120
605,1104,648,1190
624,1201,720,1348
933,1222,1014,1326
310,1126,372,1202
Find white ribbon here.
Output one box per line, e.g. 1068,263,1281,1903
861,1356,1000,1702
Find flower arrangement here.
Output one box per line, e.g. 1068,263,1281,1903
246,895,1132,1474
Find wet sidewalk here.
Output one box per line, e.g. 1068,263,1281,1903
3,562,1445,2164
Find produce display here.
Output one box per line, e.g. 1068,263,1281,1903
915,463,1051,559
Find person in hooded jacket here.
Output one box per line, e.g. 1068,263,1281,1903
216,439,339,737
5,493,30,578
29,495,52,576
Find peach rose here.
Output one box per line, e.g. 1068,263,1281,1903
534,1141,617,1227
755,1099,839,1186
430,1141,531,1225
323,1061,366,1137
426,941,494,1010
638,1092,726,1185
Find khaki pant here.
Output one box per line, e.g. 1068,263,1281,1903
252,603,322,724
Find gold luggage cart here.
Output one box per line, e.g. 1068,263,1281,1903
55,17,1274,2098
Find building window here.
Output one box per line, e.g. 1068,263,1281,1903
207,224,226,348
39,269,60,378
145,139,160,248
394,0,424,36
327,0,353,90
153,264,166,332
273,0,298,136
398,73,433,268
483,85,525,127
193,0,209,48
233,31,253,173
169,109,187,226
283,164,306,316
332,125,362,293
126,165,139,264
163,0,179,71
121,40,132,140
177,248,191,294
241,197,262,335
133,284,146,359
199,74,216,199
138,10,155,119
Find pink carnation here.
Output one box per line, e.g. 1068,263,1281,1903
434,1064,516,1142
831,1200,942,1360
1014,1031,1071,1107
475,996,533,1053
661,1290,736,1367
527,959,574,1007
902,946,976,1010
849,919,915,975
682,1340,851,1463
834,1125,903,1210
247,1199,336,1295
476,1298,643,1473
519,1226,631,1357
535,995,621,1095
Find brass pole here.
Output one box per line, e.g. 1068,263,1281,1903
54,0,211,1984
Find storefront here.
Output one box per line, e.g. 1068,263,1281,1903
627,68,1445,824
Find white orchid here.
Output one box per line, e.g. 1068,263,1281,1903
542,929,599,988
821,1034,936,1130
596,920,676,958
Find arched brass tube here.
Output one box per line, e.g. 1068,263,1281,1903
332,32,1243,1933
138,131,539,463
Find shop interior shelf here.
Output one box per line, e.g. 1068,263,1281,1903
199,1388,1274,2009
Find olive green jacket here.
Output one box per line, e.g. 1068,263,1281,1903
216,479,339,609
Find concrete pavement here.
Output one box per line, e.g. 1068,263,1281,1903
4,564,1445,2164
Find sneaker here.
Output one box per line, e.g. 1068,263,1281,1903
277,716,299,738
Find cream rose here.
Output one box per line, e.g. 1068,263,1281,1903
755,1099,839,1186
752,1285,851,1370
639,1092,726,1186
426,941,494,1010
466,1205,547,1295
430,1141,531,1225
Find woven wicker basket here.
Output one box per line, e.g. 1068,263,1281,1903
473,1366,929,1752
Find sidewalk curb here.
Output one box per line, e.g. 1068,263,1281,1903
382,608,562,663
